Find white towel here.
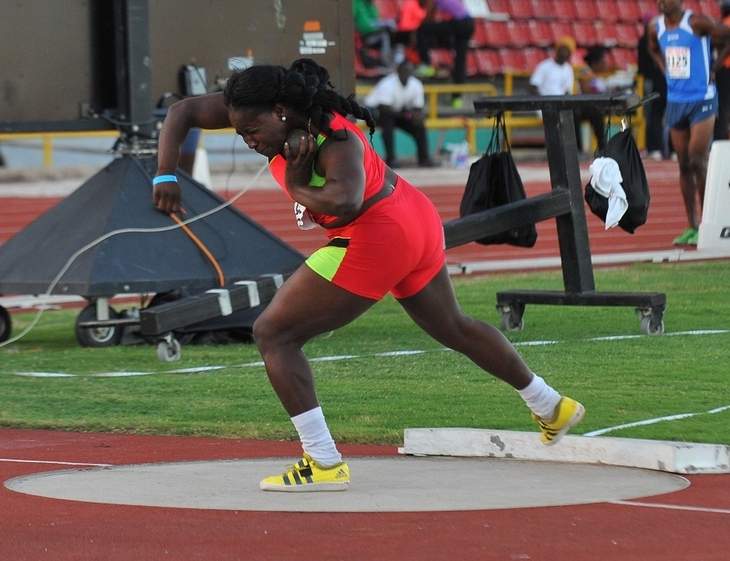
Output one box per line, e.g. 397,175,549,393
589,157,628,230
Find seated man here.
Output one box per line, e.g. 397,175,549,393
364,61,438,168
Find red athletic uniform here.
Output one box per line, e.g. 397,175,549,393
268,113,445,300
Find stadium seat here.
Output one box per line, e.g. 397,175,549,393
610,48,637,70
684,0,702,14
529,20,554,47
550,20,574,44
637,0,656,15
572,0,598,20
615,23,639,47
499,48,528,73
487,0,510,15
475,49,502,76
701,0,720,18
529,0,554,19
616,0,642,22
483,20,511,47
466,51,480,78
508,0,535,18
429,49,455,71
602,0,621,24
507,20,532,47
471,20,490,48
551,0,577,20
572,21,598,46
596,21,619,47
523,47,547,72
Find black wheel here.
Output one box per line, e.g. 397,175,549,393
498,303,524,332
75,304,123,347
0,306,11,343
156,338,182,362
637,307,665,336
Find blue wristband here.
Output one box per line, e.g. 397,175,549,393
153,174,178,185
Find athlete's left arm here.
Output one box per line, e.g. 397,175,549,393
691,13,730,44
284,132,366,220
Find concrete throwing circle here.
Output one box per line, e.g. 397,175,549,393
5,456,688,512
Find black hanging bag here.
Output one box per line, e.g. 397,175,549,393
459,114,537,247
584,125,650,234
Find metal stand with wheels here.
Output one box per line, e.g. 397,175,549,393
444,93,666,335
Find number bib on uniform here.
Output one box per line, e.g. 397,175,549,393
666,46,691,79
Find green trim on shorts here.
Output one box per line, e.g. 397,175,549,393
305,244,347,281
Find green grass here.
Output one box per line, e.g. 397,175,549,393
1,261,729,445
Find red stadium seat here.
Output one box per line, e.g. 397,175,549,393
466,51,480,78
572,0,598,20
550,20,574,44
475,49,502,76
499,48,528,73
551,0,577,20
523,47,547,71
483,20,511,47
507,0,535,18
684,0,702,14
529,20,554,47
507,20,532,47
637,0,657,16
572,21,598,46
599,0,619,24
701,0,721,18
487,0,510,14
610,48,637,70
596,21,619,47
529,0,555,19
616,0,642,22
471,20,490,48
429,49,455,71
615,23,639,47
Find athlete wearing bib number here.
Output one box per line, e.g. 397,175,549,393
649,0,730,245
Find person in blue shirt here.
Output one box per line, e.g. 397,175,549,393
648,0,730,246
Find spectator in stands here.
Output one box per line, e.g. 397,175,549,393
364,61,439,168
574,46,611,153
528,36,575,98
714,1,730,139
648,0,730,246
353,0,396,69
415,0,475,108
638,12,670,160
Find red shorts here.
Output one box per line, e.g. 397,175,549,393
305,177,445,300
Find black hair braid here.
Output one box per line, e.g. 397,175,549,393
223,59,376,140
287,58,376,140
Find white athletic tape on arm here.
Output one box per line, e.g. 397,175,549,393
234,281,261,307
262,273,284,289
206,289,233,316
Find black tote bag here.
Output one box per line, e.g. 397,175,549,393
460,115,537,247
584,127,650,234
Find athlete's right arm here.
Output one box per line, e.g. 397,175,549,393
646,18,665,74
154,93,230,213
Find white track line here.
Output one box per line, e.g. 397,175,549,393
0,458,112,467
611,500,730,515
584,405,730,437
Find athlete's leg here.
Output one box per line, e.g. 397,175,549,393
669,127,696,228
253,264,376,416
687,115,715,214
397,266,532,389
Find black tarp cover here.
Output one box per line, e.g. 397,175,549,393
0,156,304,296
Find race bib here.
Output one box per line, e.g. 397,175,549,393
293,202,316,230
666,46,690,79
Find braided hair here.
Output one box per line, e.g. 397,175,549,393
223,58,376,139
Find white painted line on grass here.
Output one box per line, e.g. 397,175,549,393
610,500,730,515
585,405,730,437
7,328,729,379
0,458,112,467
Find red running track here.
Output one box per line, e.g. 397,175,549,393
0,160,692,270
1,428,729,561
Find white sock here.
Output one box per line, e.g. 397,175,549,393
290,406,342,467
517,373,562,419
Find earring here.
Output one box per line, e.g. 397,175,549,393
281,115,287,122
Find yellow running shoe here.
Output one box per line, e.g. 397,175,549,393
532,397,585,446
259,453,350,492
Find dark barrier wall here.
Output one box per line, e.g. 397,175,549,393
0,0,354,131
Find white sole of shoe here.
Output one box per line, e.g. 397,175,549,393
259,481,349,492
